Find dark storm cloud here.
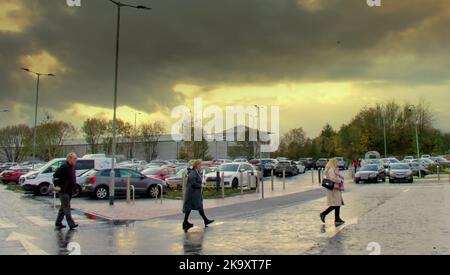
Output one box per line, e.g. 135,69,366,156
1,0,449,118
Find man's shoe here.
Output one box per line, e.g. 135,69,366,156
204,219,215,227
55,224,66,229
69,224,79,230
335,220,345,227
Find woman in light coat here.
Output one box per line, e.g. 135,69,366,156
320,158,345,226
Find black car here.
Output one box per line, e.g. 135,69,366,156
354,164,386,184
274,160,299,176
315,159,328,170
252,159,278,176
298,158,315,170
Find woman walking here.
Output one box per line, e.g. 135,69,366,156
183,160,215,232
320,158,346,226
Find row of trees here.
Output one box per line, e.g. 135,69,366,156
0,113,166,162
81,118,165,162
0,113,75,162
272,101,450,161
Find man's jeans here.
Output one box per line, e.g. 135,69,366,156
55,193,76,227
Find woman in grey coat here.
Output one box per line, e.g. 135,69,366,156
183,160,214,232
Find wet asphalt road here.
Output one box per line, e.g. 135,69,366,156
1,177,450,255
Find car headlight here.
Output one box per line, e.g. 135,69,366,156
27,173,39,180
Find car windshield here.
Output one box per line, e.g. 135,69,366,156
142,168,161,175
391,164,410,170
360,165,378,171
218,164,239,172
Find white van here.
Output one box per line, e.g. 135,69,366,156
19,158,112,196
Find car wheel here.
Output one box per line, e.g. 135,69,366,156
232,178,239,189
94,186,109,200
408,178,414,184
355,180,359,184
2,180,8,184
382,177,386,183
36,183,51,196
72,186,82,198
148,185,161,198
389,179,393,184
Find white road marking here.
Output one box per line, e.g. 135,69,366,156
0,218,18,229
325,217,358,238
26,216,53,227
6,232,48,255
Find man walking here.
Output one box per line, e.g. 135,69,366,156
54,152,79,230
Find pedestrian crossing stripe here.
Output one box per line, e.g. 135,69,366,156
26,216,53,227
0,218,17,229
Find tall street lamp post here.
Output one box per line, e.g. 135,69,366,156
21,68,55,168
106,0,151,206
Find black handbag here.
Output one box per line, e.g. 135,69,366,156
322,178,335,190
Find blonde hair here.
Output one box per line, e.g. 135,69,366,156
326,158,338,170
192,159,202,169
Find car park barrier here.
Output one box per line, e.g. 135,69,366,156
311,168,315,184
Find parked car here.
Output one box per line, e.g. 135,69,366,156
82,168,168,199
298,158,315,170
403,156,414,162
204,163,257,189
315,159,328,169
233,158,248,163
0,162,18,173
141,166,177,181
354,164,386,184
274,160,299,176
0,167,32,184
421,154,431,159
165,168,188,190
293,161,307,174
252,159,278,176
19,158,113,196
118,160,148,171
388,163,414,183
432,157,450,168
212,159,232,166
335,157,348,170
409,162,430,177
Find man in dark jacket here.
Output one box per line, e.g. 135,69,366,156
54,152,79,230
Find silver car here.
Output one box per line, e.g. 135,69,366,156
82,168,168,200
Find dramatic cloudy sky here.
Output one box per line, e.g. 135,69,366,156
0,0,449,137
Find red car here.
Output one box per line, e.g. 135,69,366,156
0,167,32,184
141,166,177,181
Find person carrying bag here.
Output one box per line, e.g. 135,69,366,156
320,158,345,226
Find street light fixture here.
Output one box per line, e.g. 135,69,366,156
106,0,151,206
20,68,56,169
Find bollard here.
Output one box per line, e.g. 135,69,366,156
216,171,220,192
271,169,274,190
126,175,131,204
282,169,286,190
53,191,56,209
247,172,251,190
182,173,187,206
261,172,265,199
240,171,244,196
312,168,315,184
437,165,440,182
221,172,225,199
256,171,260,193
